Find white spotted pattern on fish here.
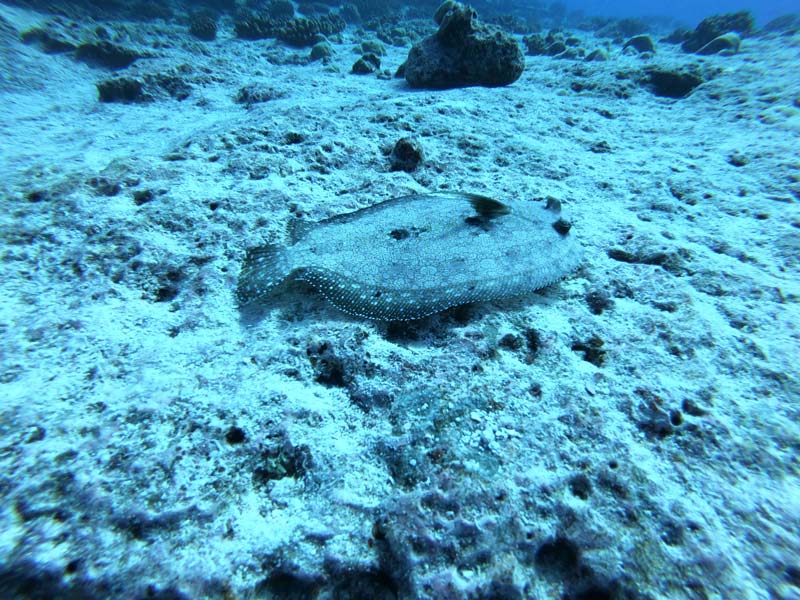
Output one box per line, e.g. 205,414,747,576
236,192,582,320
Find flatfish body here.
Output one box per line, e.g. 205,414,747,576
236,192,582,320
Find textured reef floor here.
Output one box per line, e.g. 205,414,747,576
0,2,799,599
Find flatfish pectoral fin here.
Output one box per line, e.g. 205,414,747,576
297,268,468,321
235,243,293,306
465,193,511,220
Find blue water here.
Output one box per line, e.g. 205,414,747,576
561,0,795,26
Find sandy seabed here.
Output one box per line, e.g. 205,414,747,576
0,3,799,599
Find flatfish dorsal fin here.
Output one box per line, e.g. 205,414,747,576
465,193,511,220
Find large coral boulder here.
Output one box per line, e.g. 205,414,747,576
404,1,524,89
681,10,754,53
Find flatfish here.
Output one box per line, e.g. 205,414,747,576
236,192,582,320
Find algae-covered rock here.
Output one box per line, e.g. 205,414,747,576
585,48,609,61
189,14,217,41
404,1,524,89
75,41,142,69
351,53,380,74
389,137,424,172
763,14,800,34
623,34,655,54
681,11,753,53
309,41,333,62
235,13,345,47
696,32,741,56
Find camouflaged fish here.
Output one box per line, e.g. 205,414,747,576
236,192,582,320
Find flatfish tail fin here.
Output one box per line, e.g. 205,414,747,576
235,244,292,306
